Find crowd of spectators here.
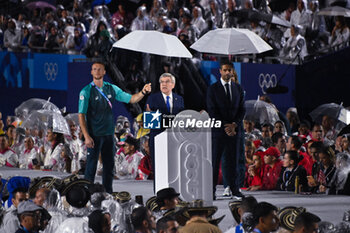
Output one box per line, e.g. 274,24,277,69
1,0,350,64
1,94,350,198
0,112,153,181
240,97,350,196
0,179,349,233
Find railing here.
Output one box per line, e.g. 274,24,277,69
0,45,85,55
2,40,349,65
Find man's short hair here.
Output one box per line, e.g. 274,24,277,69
312,123,322,131
220,59,233,69
253,202,278,225
271,132,284,144
156,215,175,233
92,61,105,68
240,196,258,213
300,120,310,129
12,187,28,198
309,141,323,152
159,73,176,84
290,136,302,150
262,123,274,132
131,206,149,230
294,212,321,231
285,150,299,164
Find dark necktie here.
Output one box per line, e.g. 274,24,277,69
166,96,171,113
225,83,231,103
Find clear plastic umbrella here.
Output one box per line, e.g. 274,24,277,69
244,99,280,125
15,98,61,120
309,103,350,124
20,110,71,136
65,113,80,126
318,6,350,17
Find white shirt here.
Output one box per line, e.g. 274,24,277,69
220,78,232,99
290,8,312,35
162,92,173,114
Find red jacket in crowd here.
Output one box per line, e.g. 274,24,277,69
298,151,313,176
244,166,264,188
261,160,283,190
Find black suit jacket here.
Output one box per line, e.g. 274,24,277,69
146,92,184,116
206,81,245,130
276,165,309,192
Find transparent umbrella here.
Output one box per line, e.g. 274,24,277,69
65,113,80,126
318,6,350,17
15,98,61,120
20,110,71,136
309,103,350,124
244,99,280,125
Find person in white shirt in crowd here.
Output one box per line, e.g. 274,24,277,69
65,119,82,173
40,129,71,172
3,19,21,52
0,187,27,233
290,0,312,36
249,19,264,38
131,6,154,31
116,136,144,180
19,136,40,169
192,6,206,34
88,5,110,37
16,13,26,30
281,24,308,64
329,16,350,49
150,0,165,28
0,134,18,167
63,25,75,54
55,186,91,233
205,0,222,28
36,189,68,233
221,0,238,28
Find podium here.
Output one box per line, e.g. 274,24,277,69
155,110,213,204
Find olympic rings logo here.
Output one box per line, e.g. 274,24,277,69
258,73,277,94
44,62,58,81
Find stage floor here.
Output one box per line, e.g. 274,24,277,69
1,167,349,231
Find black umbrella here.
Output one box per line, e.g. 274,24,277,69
230,9,291,27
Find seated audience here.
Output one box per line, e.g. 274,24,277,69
277,150,309,192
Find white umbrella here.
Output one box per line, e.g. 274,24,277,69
318,6,350,17
112,30,192,58
271,15,291,27
190,28,272,55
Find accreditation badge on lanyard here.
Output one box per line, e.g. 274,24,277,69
91,82,113,109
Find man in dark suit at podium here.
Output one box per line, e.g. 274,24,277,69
207,60,246,200
146,73,185,176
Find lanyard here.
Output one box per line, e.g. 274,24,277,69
253,229,262,233
91,82,112,109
